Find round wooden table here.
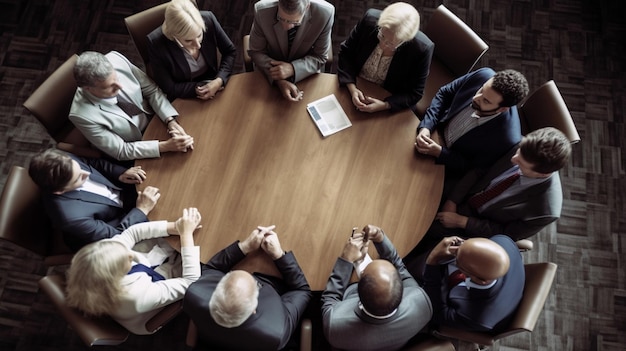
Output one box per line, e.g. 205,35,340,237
137,71,443,290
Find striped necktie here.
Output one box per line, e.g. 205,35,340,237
287,27,298,51
468,172,521,209
117,94,143,117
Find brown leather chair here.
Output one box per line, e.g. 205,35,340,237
242,34,333,73
39,274,185,347
22,54,101,158
123,2,169,74
518,80,581,143
433,262,558,347
400,335,455,351
0,166,73,266
415,4,489,116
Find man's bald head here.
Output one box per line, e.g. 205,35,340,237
358,260,403,317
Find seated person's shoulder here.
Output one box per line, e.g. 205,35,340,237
254,0,279,12
105,50,132,67
311,0,335,12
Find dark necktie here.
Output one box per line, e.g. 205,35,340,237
287,27,298,51
128,263,165,282
448,269,467,289
117,95,143,117
467,172,521,209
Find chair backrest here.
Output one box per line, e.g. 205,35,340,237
124,3,169,67
415,5,489,116
518,80,581,143
435,262,558,346
38,275,130,347
0,166,72,263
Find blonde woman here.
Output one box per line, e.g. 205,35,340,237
147,0,236,100
66,207,202,335
337,2,434,112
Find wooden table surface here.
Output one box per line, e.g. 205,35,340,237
137,71,443,290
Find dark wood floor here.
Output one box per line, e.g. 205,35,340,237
1,0,625,350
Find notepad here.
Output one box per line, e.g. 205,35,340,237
306,94,352,137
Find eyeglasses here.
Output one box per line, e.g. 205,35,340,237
377,28,403,50
277,13,303,26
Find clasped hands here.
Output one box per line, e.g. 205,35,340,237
239,225,285,260
348,84,388,113
195,78,224,100
165,120,194,152
341,225,384,263
414,128,442,157
173,207,203,236
269,60,303,102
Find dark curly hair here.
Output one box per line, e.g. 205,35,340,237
491,69,529,107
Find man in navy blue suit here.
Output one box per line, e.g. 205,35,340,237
28,149,160,251
422,234,524,332
414,68,528,179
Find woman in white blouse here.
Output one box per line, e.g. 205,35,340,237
66,207,201,335
337,2,434,113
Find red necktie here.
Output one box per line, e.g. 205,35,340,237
468,172,520,209
448,269,466,289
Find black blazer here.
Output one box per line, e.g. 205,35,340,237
337,8,434,111
42,154,148,251
147,11,236,100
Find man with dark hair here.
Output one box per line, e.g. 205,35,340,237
414,68,529,178
406,127,571,274
28,148,160,251
248,0,334,101
321,225,432,351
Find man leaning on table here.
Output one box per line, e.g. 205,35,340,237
248,0,335,102
321,225,432,351
69,51,194,161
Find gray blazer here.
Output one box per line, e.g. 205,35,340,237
321,235,432,351
248,0,334,83
69,51,178,161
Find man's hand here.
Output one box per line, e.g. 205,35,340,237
357,96,389,113
269,60,295,80
436,211,468,229
414,128,442,157
136,186,160,215
426,236,465,265
174,207,202,236
340,232,367,263
239,225,276,255
362,225,384,243
275,80,303,102
119,166,146,184
262,231,285,260
167,120,186,136
441,200,457,213
196,78,224,100
159,134,195,153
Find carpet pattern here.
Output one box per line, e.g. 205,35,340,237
0,0,625,350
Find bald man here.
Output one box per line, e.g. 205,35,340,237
423,235,524,332
183,226,312,350
321,225,432,351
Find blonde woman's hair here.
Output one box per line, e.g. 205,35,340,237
162,0,206,41
66,240,130,316
377,2,421,43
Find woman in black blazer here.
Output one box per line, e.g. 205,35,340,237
337,2,434,112
147,0,236,101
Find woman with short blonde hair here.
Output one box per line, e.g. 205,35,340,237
337,2,433,113
147,0,236,101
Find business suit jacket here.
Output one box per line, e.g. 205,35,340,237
42,154,148,252
108,221,201,335
337,8,434,112
418,68,522,173
69,51,178,161
445,145,563,241
248,0,335,83
321,235,432,351
423,235,524,333
147,11,237,101
183,242,312,351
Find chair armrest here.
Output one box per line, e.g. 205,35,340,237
300,318,312,351
516,239,533,252
145,300,183,333
243,35,253,72
186,320,198,348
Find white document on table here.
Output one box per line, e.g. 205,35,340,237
306,94,352,137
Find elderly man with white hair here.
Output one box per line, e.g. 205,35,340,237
183,225,312,350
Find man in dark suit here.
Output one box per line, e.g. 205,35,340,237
183,225,312,351
414,68,529,177
422,234,524,332
28,149,160,251
248,0,335,101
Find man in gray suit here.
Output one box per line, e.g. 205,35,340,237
321,225,432,351
70,51,194,161
248,0,334,101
